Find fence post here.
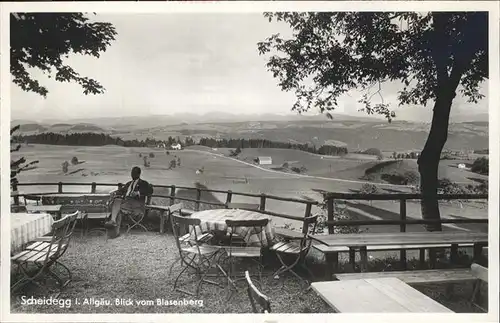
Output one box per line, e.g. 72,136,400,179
91,182,97,193
58,182,63,193
225,190,233,207
304,202,312,218
12,182,20,206
259,194,266,211
195,188,202,211
400,198,407,270
169,185,176,206
327,197,334,234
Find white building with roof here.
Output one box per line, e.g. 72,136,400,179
257,156,272,165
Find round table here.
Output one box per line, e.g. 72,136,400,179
190,208,276,246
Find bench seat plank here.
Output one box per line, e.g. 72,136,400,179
334,268,475,284
311,277,453,313
313,242,474,253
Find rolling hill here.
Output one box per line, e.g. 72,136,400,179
12,113,488,152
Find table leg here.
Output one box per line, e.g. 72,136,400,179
360,247,368,272
324,252,338,281
348,248,356,272
450,244,458,264
473,243,484,263
159,210,165,234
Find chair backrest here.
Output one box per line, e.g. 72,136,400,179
245,271,271,313
226,218,269,247
471,263,488,282
302,214,319,235
227,203,260,210
168,202,183,215
45,211,79,261
24,194,42,205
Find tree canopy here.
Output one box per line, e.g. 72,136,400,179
10,13,117,190
10,13,117,97
259,12,488,232
258,12,487,121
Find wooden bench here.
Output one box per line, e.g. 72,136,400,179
41,193,111,235
311,231,488,280
311,277,454,313
334,268,476,284
314,242,476,279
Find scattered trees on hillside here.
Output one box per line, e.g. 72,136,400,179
471,157,488,175
229,147,242,157
259,12,488,232
62,161,69,173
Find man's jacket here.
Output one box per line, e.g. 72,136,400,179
118,178,153,203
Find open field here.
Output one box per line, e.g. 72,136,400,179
12,144,488,234
188,146,488,185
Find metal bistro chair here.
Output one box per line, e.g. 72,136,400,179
245,270,271,313
218,218,269,299
270,214,319,287
224,203,261,245
170,212,222,297
167,203,213,276
11,211,79,296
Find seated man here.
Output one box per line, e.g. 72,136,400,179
105,166,153,237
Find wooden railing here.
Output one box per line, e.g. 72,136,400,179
12,182,488,233
12,182,318,222
324,192,488,268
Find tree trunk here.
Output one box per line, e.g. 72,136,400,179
417,90,455,232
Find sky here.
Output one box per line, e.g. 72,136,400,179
11,13,488,122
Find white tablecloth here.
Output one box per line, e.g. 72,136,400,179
11,212,54,253
191,209,275,246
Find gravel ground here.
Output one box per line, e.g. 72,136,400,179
10,232,333,314
10,231,487,314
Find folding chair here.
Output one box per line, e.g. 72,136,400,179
170,212,222,296
270,214,318,287
245,270,271,313
223,203,260,245
167,203,213,275
11,211,79,296
471,263,488,312
218,218,269,299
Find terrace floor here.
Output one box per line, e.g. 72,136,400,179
10,232,334,313
10,231,486,314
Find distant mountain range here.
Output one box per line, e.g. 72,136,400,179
12,112,488,152
13,112,382,129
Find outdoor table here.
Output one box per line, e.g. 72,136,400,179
311,277,454,313
190,209,276,247
26,204,63,220
11,212,54,254
311,231,488,271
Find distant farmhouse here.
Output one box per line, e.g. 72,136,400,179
257,156,272,165
171,143,182,150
